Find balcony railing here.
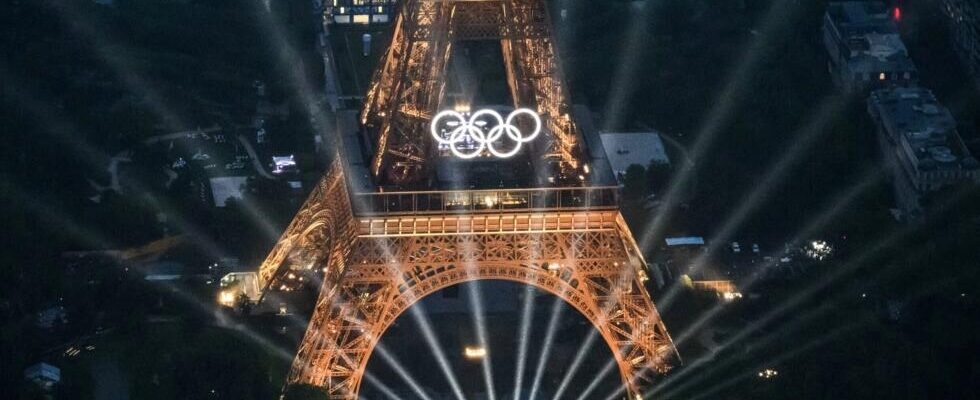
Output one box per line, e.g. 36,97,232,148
351,186,620,216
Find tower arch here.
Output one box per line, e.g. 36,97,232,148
286,223,674,398
360,279,626,398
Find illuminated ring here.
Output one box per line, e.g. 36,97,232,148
505,108,542,142
430,110,467,145
449,124,485,159
485,125,523,158
430,108,542,159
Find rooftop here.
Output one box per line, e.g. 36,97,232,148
845,33,917,74
870,87,980,171
208,176,248,207
826,2,915,74
827,1,896,36
598,132,671,176
24,363,60,384
140,260,186,281
665,237,706,247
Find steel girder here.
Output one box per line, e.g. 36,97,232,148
500,0,580,167
362,0,454,181
260,1,677,398
256,160,357,293
285,212,674,399
361,0,581,184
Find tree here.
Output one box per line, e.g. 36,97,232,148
235,292,253,316
172,330,273,400
282,384,328,400
623,164,648,200
646,161,672,194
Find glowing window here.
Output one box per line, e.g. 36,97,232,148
879,72,887,81
353,14,370,24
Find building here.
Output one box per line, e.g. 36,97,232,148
141,261,186,282
655,236,741,299
823,1,917,91
598,132,671,184
664,236,705,247
689,279,742,301
323,0,397,24
940,0,980,88
271,155,299,175
35,306,67,330
24,363,60,389
868,86,980,217
208,176,248,207
218,272,262,306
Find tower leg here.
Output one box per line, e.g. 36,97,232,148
285,222,675,398
257,160,356,295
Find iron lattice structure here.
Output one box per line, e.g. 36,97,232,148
257,160,356,294
253,0,677,398
362,0,582,184
276,206,675,398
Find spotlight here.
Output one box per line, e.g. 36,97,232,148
529,297,566,400
758,368,779,380
464,346,487,360
805,240,833,260
513,285,536,400
218,290,235,306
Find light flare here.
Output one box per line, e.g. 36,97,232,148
528,296,566,400
637,0,807,254
373,343,434,400
655,95,852,313
550,329,600,400
512,285,536,400
572,359,617,400
466,281,498,400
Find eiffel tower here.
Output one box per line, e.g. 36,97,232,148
255,0,676,398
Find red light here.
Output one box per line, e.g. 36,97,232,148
893,7,902,21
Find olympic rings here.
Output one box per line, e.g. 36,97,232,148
430,108,542,159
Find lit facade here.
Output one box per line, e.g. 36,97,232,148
323,0,397,24
940,0,980,88
822,1,917,92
